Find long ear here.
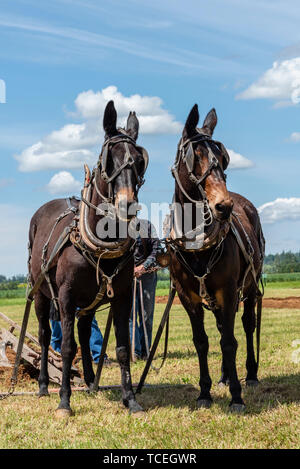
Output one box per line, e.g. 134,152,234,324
126,111,139,141
183,104,199,138
103,100,117,137
202,108,217,136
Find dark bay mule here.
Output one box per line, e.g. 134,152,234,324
28,101,147,417
168,104,265,412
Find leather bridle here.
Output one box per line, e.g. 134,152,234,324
96,129,149,204
171,131,230,226
78,129,149,258
171,131,229,216
169,131,231,250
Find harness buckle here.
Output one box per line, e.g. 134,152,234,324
106,278,114,298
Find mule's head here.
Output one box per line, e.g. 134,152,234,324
179,104,233,222
97,100,148,220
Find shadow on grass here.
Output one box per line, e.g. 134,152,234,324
101,373,300,415
104,383,201,411
148,348,220,361
101,381,235,413
155,349,197,360
241,373,300,415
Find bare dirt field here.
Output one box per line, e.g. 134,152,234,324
156,295,300,309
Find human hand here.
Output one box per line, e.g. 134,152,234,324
134,265,146,278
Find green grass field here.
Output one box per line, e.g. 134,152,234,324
0,285,299,449
1,274,299,299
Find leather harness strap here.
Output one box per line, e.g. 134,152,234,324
168,130,263,314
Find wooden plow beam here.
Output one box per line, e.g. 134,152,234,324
0,311,82,386
1,282,176,398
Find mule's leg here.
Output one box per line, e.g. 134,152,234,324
215,318,230,386
111,296,143,414
56,288,77,417
77,314,95,389
35,291,51,397
180,297,212,408
218,291,245,412
219,361,230,386
242,293,259,386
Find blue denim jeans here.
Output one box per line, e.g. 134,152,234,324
50,317,105,362
129,271,157,358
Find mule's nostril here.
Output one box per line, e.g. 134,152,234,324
215,200,233,220
215,203,225,212
116,196,139,220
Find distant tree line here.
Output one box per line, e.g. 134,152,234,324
1,252,300,287
156,254,300,276
264,251,300,274
0,274,27,290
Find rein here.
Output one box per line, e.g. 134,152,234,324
136,136,231,389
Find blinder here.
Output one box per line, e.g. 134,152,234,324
182,142,195,173
137,146,149,175
180,134,230,174
213,140,230,170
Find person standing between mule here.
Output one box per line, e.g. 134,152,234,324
129,218,160,360
49,302,111,364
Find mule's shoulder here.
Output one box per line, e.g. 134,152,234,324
229,191,263,246
229,191,258,216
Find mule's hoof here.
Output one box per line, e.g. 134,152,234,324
128,399,144,415
38,385,50,397
229,403,246,414
197,399,212,409
218,382,227,388
88,384,97,393
218,380,229,387
55,408,74,419
246,379,260,387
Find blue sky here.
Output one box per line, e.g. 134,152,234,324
1,0,300,275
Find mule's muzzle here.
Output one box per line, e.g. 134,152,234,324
214,198,233,221
116,193,139,222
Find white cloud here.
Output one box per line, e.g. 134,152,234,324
289,132,300,142
17,143,96,172
15,86,182,172
73,87,182,134
47,171,82,195
227,149,254,169
237,57,300,105
258,197,300,224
